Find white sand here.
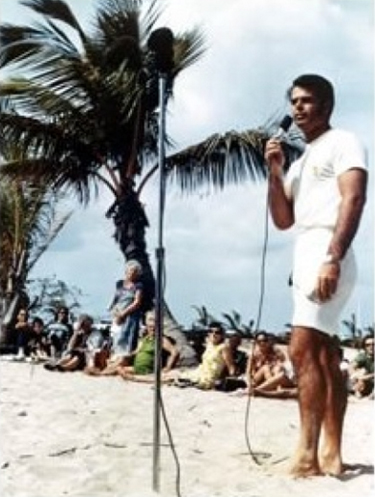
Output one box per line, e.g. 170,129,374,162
0,360,373,497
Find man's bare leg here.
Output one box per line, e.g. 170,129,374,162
318,336,347,475
288,327,326,477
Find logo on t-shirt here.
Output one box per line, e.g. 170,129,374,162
312,161,334,180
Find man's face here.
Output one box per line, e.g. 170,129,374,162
290,86,329,138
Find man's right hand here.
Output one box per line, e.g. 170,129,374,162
265,138,286,177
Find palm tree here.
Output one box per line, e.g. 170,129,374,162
341,312,362,347
221,309,255,337
0,0,205,313
363,324,374,336
190,304,218,330
0,0,301,318
0,172,71,345
27,275,83,322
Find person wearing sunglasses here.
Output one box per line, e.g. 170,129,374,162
246,331,296,396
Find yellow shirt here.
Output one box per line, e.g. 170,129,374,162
187,342,226,389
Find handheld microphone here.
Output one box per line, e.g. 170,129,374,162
273,115,293,139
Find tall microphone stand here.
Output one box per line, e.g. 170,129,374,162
153,71,167,494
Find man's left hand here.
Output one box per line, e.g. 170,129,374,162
315,262,340,302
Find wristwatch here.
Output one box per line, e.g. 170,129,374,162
322,254,340,264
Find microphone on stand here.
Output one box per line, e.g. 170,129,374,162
147,28,174,74
272,115,293,139
148,26,175,494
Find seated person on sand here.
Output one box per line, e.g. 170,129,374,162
13,308,32,360
349,334,374,399
246,331,297,397
174,322,237,390
214,330,248,392
116,311,179,381
45,306,73,360
28,317,49,362
44,314,94,372
85,327,111,372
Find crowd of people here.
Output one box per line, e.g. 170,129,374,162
5,289,374,401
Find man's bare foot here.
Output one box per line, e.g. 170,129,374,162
319,452,343,476
289,461,322,478
289,450,322,478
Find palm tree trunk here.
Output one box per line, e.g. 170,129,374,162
162,302,198,367
108,183,197,366
0,249,28,347
0,293,21,347
108,182,155,313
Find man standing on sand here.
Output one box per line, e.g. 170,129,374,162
264,74,367,477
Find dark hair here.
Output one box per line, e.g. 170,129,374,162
363,334,374,347
32,317,44,327
79,314,94,329
288,74,335,116
209,321,224,333
55,306,69,322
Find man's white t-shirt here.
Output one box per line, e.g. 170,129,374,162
284,128,367,230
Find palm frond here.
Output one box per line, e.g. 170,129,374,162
21,0,86,40
173,28,206,74
0,109,104,204
165,127,304,193
165,129,267,192
0,21,80,70
28,210,72,271
221,313,237,329
0,172,71,301
0,0,205,198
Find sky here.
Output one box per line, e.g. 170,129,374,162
1,0,374,333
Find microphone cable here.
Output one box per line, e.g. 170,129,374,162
244,178,272,466
158,379,182,497
243,116,293,465
154,172,183,497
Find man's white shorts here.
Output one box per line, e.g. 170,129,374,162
291,228,357,336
